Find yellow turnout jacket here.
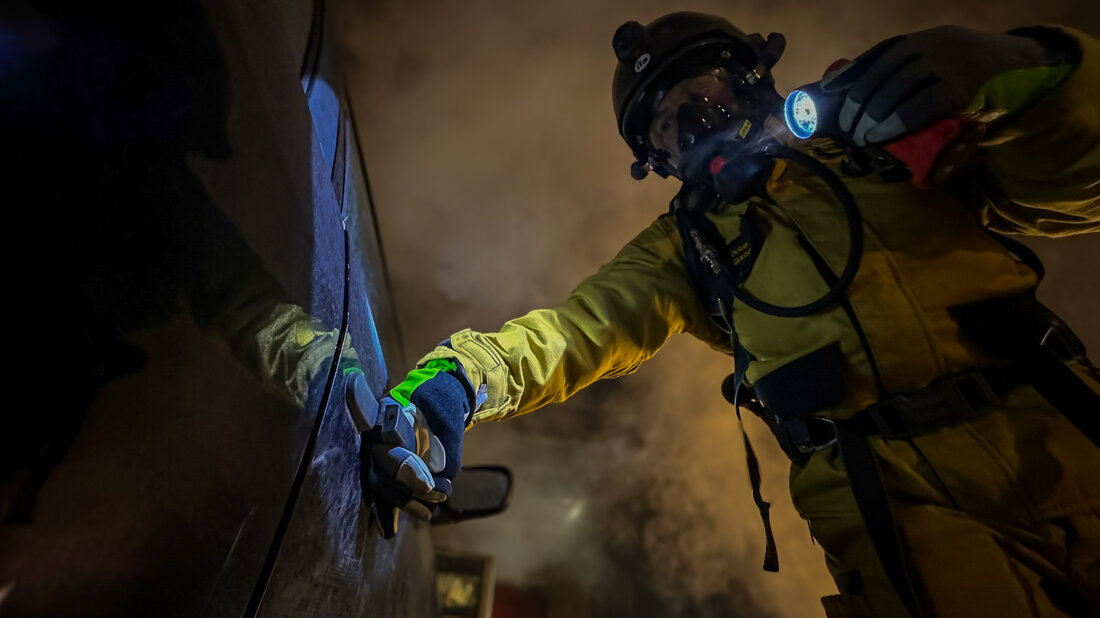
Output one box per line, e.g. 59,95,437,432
421,27,1099,430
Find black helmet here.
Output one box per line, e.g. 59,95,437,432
611,12,784,179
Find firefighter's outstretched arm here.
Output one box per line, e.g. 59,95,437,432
417,216,712,425
362,215,720,522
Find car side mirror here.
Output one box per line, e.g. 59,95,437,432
432,466,512,525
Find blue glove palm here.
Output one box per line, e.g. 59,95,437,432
389,359,472,484
359,358,475,534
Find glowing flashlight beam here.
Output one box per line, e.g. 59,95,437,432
784,90,818,139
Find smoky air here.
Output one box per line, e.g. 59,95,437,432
343,1,1100,616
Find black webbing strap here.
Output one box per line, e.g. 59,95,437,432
974,231,1100,439
731,342,780,573
949,290,1100,450
833,419,925,618
1026,352,1100,449
825,349,1093,618
741,424,781,572
674,203,779,573
986,230,1045,281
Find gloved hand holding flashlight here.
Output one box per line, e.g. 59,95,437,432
353,358,476,537
783,25,1077,185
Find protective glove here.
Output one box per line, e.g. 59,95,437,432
358,358,475,534
820,25,1076,146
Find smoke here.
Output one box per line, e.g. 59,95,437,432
342,2,1098,616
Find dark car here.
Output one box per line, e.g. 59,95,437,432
0,1,505,616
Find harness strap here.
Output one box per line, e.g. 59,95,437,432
1023,351,1100,449
729,342,780,573
764,366,1027,618
833,368,1023,618
741,415,781,572
949,291,1100,448
986,229,1046,281
674,202,781,573
832,421,925,618
817,367,1015,618
768,357,1092,618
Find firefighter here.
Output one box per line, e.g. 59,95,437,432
362,12,1100,617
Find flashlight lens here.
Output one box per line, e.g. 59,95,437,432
784,90,818,139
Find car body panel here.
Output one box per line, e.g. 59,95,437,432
0,1,430,616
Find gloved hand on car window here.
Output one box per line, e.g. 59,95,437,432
358,358,476,531
821,25,1077,146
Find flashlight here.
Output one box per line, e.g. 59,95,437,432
783,84,834,140
781,84,984,188
783,89,819,139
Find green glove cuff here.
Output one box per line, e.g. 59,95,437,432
968,63,1075,119
969,26,1082,120
390,358,459,407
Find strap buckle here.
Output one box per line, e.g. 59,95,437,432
791,416,838,454
867,371,998,439
772,369,1006,460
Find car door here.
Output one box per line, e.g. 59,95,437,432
250,1,438,615
0,1,423,616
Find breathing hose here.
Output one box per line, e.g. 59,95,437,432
722,141,864,318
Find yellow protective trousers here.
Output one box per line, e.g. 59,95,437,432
795,367,1100,617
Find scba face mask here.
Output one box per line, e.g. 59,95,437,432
651,68,778,205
